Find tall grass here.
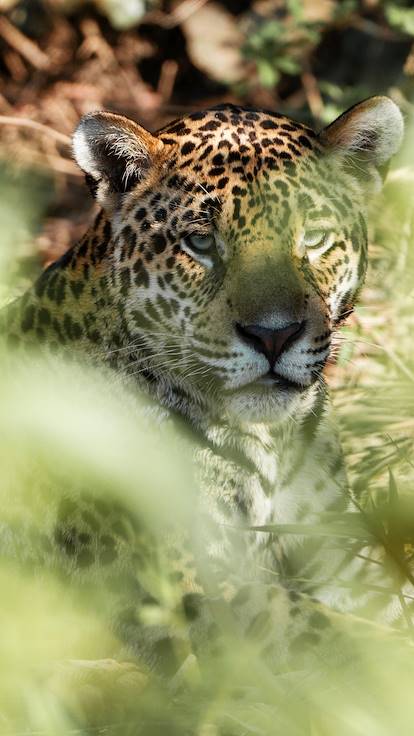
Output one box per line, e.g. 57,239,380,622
0,149,413,735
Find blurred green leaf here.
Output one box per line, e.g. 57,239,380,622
95,0,147,30
250,521,374,543
385,5,414,36
257,60,280,87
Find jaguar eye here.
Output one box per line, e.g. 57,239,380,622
303,230,328,250
183,233,215,253
180,233,216,265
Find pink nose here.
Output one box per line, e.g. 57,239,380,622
236,321,305,367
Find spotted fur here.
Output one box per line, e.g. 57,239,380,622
0,97,407,679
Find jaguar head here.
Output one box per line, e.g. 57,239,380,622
73,98,403,422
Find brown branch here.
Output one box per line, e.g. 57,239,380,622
157,60,178,104
0,16,50,71
301,69,323,121
0,115,71,147
144,0,209,29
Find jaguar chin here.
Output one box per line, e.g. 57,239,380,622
221,372,318,424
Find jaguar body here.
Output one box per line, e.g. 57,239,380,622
0,97,407,683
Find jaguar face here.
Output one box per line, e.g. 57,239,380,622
73,99,403,422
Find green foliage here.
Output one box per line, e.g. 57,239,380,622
95,0,149,30
242,3,320,89
332,0,358,21
385,3,414,36
0,165,51,302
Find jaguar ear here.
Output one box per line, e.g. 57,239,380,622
318,97,404,190
73,111,164,210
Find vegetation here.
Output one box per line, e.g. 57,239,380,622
0,1,414,734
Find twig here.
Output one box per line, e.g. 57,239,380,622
301,68,323,121
41,156,81,177
0,115,71,146
0,16,50,71
157,60,178,104
145,0,209,29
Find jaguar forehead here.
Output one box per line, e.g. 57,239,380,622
157,106,320,181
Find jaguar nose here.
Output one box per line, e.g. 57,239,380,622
236,321,306,367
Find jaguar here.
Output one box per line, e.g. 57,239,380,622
0,96,409,709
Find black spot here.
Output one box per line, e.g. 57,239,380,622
232,185,246,196
189,111,207,121
152,234,167,254
261,119,279,130
78,531,92,545
150,193,162,207
54,526,77,557
77,548,95,568
299,135,312,150
119,267,131,296
21,305,35,332
212,153,224,166
135,207,146,222
152,636,179,676
159,137,176,146
217,177,229,189
309,611,330,629
182,593,202,621
154,208,167,223
168,121,187,134
209,167,225,177
199,120,221,132
133,259,150,288
63,313,83,340
198,145,213,162
70,280,85,299
181,141,195,155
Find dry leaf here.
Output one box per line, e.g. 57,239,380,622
179,1,246,84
